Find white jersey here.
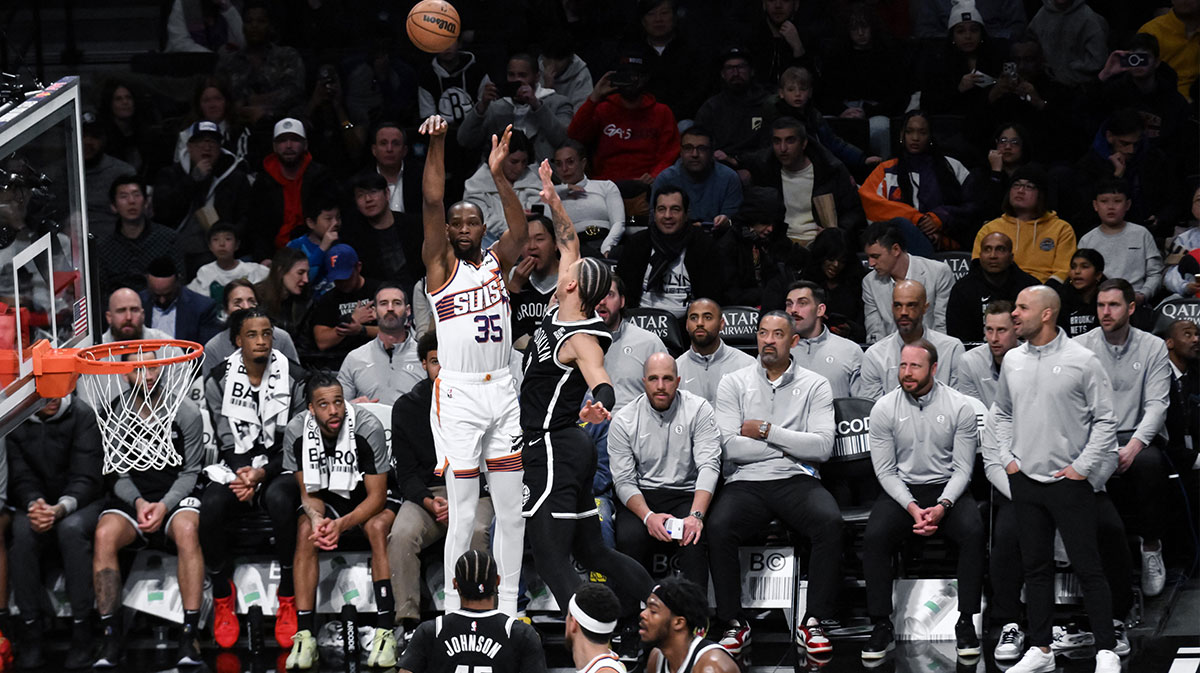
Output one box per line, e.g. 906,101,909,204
578,652,626,673
428,249,512,374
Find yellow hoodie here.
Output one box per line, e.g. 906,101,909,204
972,211,1077,283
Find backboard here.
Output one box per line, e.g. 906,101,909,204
0,77,93,437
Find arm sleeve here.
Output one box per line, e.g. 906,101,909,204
607,410,642,506
714,375,778,465
691,401,723,494
869,399,916,507
1071,365,1119,478
158,405,204,510
855,350,885,400
1140,229,1164,297
765,380,835,463
938,400,979,504
1133,342,1172,445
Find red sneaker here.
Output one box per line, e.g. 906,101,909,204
0,632,11,670
213,582,241,649
275,595,298,649
718,620,751,655
796,617,833,655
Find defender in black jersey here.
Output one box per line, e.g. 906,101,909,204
519,163,654,614
398,550,546,673
640,578,738,673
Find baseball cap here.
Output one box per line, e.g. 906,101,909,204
324,244,359,281
188,120,222,143
273,117,307,140
719,46,751,67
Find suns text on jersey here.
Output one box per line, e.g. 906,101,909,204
436,273,506,319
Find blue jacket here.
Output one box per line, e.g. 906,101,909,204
651,161,744,223
140,287,224,345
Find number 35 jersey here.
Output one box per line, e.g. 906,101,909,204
429,249,512,375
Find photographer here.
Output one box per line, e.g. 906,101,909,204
1095,34,1193,161
458,53,574,164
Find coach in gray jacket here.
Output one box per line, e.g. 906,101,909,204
861,220,954,343
858,280,964,400
785,281,862,398
676,298,754,407
609,353,721,587
983,285,1121,671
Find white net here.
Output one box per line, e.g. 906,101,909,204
77,342,203,474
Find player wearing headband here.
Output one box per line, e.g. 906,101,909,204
640,578,738,673
397,550,547,673
566,584,625,673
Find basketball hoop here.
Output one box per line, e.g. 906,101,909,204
32,338,204,474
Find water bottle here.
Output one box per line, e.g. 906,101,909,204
341,604,359,673
902,581,958,640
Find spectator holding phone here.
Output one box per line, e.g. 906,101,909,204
1095,34,1194,166
458,53,575,164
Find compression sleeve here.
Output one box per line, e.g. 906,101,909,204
592,383,615,411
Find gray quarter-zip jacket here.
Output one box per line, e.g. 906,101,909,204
791,325,863,398
337,335,425,406
676,340,756,407
607,321,668,414
1073,326,1170,446
869,381,978,507
982,327,1118,485
715,358,835,483
862,254,954,343
856,328,965,400
607,389,722,506
955,343,1003,408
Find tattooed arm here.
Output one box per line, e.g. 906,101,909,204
536,159,581,270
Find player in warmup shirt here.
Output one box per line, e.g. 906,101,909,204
520,161,654,620
566,584,626,673
641,578,738,673
398,550,546,673
420,114,530,614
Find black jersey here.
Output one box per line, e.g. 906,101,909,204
509,276,556,341
520,306,612,432
651,636,734,673
396,609,547,673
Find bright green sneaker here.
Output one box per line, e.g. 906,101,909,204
367,627,398,668
285,629,318,670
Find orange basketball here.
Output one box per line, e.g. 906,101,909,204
407,0,461,53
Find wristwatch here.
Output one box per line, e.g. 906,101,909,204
938,499,954,510
758,421,770,439
689,510,705,522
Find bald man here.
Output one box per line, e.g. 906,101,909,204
102,288,171,343
946,232,1038,342
676,299,754,407
857,280,965,401
607,352,722,587
981,286,1122,673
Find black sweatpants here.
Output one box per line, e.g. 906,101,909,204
707,475,842,623
522,427,654,614
615,488,708,587
1107,443,1170,543
198,474,300,577
863,484,984,620
10,501,103,621
1009,472,1115,650
989,491,1132,625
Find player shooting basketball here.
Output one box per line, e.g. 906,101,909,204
417,114,528,616
91,351,206,669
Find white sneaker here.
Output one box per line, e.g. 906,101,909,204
994,623,1026,662
1006,647,1056,673
1051,624,1094,652
1095,649,1121,673
1112,620,1131,657
1141,544,1166,597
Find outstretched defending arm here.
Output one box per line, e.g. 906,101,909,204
420,115,454,289
536,159,580,270
490,126,531,270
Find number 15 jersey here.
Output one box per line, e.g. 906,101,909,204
429,249,512,375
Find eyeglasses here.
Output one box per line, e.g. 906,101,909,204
681,144,711,154
996,137,1022,146
1011,181,1039,191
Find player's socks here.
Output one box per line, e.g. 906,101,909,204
278,566,295,597
297,610,314,634
374,581,395,628
184,609,201,631
443,474,482,612
485,470,526,616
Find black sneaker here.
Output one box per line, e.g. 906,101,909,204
92,629,121,669
15,638,43,670
861,621,894,660
63,619,92,669
955,618,981,657
176,625,203,667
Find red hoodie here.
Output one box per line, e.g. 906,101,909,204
262,152,313,248
567,93,679,182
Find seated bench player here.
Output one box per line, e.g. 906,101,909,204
283,373,402,670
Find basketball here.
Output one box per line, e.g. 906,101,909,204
407,0,461,54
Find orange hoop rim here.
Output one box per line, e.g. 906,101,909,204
72,339,205,374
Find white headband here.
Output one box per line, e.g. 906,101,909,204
568,595,617,634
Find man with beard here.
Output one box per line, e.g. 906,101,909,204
640,577,738,673
420,115,529,615
507,215,560,342
615,187,723,318
675,298,754,406
694,48,774,170
858,280,965,400
981,286,1121,673
565,584,625,673
862,220,954,343
861,341,983,660
946,232,1039,342
248,118,336,262
595,278,667,414
337,284,424,405
651,126,743,226
103,287,170,343
709,311,840,658
202,308,307,651
956,300,1019,407
785,281,862,398
140,256,224,344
